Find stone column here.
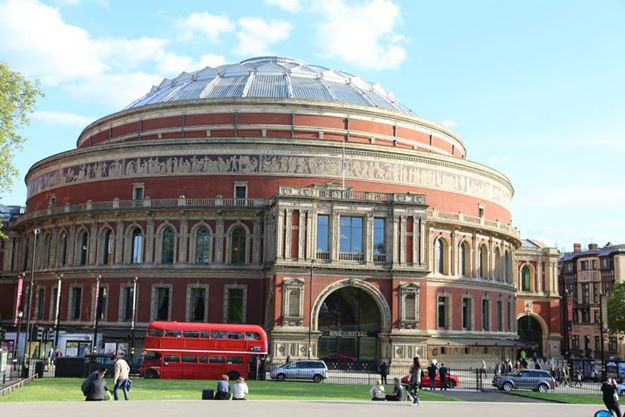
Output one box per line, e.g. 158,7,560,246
179,217,188,263
536,260,543,293
253,216,262,264
418,217,425,266
305,209,313,260
284,209,292,260
391,214,400,265
399,215,406,265
67,223,76,266
450,231,457,276
276,209,285,260
145,218,155,263
89,219,98,265
413,216,419,267
115,218,124,264
331,213,340,261
215,218,225,263
365,214,374,264
472,234,478,278
298,210,305,261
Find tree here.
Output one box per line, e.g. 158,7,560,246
607,282,625,334
0,62,42,194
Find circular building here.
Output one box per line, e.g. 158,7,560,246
6,57,521,369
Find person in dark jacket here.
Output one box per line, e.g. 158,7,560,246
378,360,388,385
83,368,108,401
439,363,449,390
385,377,405,401
601,377,622,417
427,362,438,391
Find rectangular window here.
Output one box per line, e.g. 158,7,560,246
36,287,45,320
373,218,386,261
287,289,301,317
595,336,601,352
594,309,600,323
609,337,618,352
316,215,329,256
156,287,170,321
482,299,490,331
572,335,579,351
226,287,244,324
462,298,472,330
404,293,416,321
133,185,144,200
122,287,134,321
339,216,363,260
593,283,600,304
507,300,512,331
234,184,247,199
70,287,82,321
190,287,206,322
95,287,107,321
497,300,503,331
437,296,448,329
581,283,590,304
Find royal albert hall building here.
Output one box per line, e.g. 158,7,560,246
0,56,547,369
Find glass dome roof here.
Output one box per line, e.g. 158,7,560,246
126,56,414,114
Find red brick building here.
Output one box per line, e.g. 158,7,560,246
0,57,539,369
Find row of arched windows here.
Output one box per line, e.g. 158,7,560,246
30,223,250,268
434,237,513,283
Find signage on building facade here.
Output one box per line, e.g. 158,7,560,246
328,330,368,337
567,293,573,324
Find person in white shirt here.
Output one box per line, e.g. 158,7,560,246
233,376,249,400
113,356,131,400
370,379,385,401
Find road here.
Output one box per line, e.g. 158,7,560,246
0,399,605,417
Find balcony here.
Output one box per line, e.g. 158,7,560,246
338,252,365,262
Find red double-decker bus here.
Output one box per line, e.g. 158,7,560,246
139,321,268,380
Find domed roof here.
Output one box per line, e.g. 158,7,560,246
126,56,414,114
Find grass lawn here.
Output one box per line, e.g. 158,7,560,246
507,391,603,404
0,378,457,402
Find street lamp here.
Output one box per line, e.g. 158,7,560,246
53,273,63,348
23,227,40,376
13,310,23,369
599,291,607,375
130,276,138,361
92,275,104,354
308,260,315,359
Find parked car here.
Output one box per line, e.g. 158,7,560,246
492,369,555,392
270,359,328,383
401,372,460,389
617,382,625,396
84,354,115,377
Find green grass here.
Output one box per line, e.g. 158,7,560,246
0,378,457,402
507,391,604,404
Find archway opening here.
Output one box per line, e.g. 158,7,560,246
317,286,381,369
517,315,543,359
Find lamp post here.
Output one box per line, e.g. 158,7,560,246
130,276,138,361
13,311,23,370
308,260,315,359
599,291,607,375
53,273,63,348
92,275,103,354
23,227,40,376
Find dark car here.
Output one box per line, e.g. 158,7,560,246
401,372,460,389
84,354,140,377
492,369,555,392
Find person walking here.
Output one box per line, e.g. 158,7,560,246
233,376,249,400
601,377,622,417
113,355,131,401
378,360,388,385
407,356,422,405
439,363,449,391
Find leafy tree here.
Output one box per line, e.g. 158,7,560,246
0,62,42,194
607,282,625,334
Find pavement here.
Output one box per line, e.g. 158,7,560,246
0,400,605,417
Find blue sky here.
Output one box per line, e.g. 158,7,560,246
1,0,624,252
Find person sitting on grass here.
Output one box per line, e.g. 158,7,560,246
82,367,109,401
385,377,405,401
370,379,385,401
233,376,249,400
214,374,231,400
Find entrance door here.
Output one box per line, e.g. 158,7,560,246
518,315,543,358
317,286,381,370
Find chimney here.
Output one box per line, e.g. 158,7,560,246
573,243,581,252
588,243,599,251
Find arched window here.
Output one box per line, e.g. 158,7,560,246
436,238,446,274
504,250,512,283
479,245,488,278
78,230,89,266
131,229,143,264
42,233,51,268
195,227,211,264
521,265,531,291
231,227,246,264
101,229,113,265
161,227,175,264
460,241,469,277
58,232,67,266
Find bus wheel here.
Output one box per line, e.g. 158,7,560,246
144,369,159,379
227,371,241,381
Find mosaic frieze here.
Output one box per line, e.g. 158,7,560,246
27,152,512,208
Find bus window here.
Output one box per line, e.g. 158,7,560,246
227,356,243,364
199,356,209,364
183,331,199,338
227,332,244,340
212,331,226,339
182,355,196,363
245,332,261,340
200,331,210,338
145,351,161,360
163,355,180,363
149,329,164,337
165,330,182,337
209,356,225,364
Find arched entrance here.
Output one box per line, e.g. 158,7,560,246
518,315,544,358
317,286,382,369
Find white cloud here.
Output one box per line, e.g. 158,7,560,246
314,0,406,70
174,12,235,42
514,185,625,211
265,0,301,12
441,119,457,129
65,72,163,108
32,110,95,127
235,17,292,56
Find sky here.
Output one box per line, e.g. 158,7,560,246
0,0,624,253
